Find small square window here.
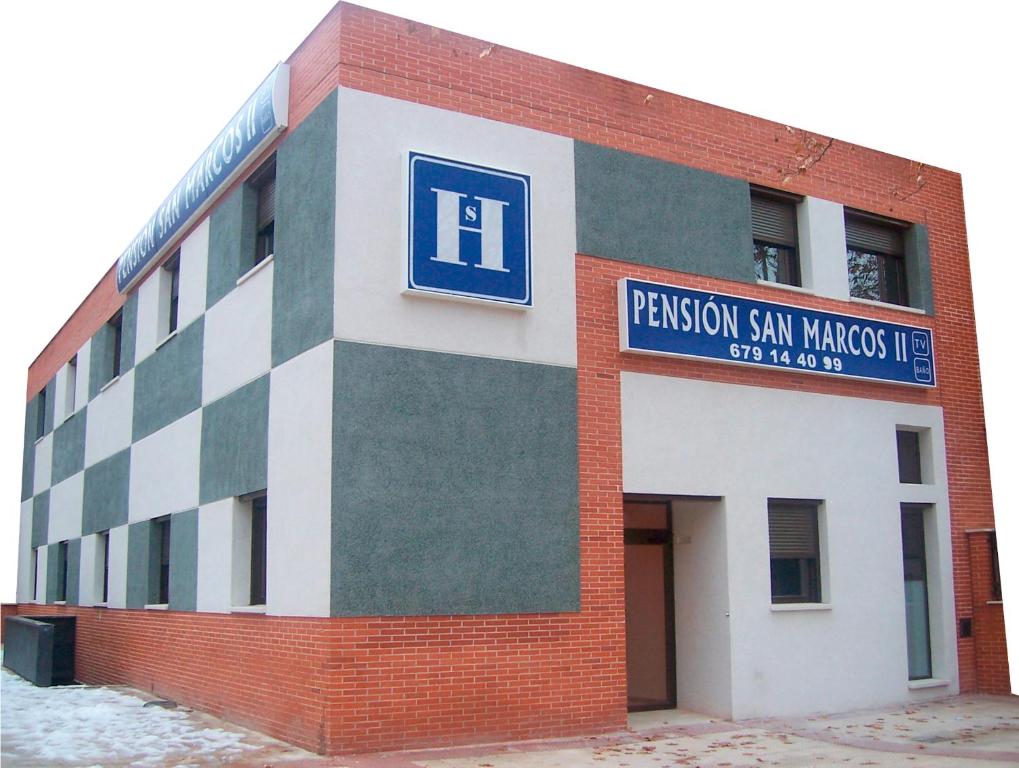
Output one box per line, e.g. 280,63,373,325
846,211,909,306
897,430,923,484
248,156,276,268
751,188,801,287
768,500,821,603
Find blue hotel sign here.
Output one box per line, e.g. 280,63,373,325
115,64,290,293
407,153,532,306
619,278,935,387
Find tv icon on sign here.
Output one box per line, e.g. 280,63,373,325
911,331,930,358
408,152,532,306
914,358,933,384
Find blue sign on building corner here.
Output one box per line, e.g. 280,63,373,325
407,152,532,306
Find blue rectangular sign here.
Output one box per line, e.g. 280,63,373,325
619,278,935,387
407,152,531,306
115,64,290,293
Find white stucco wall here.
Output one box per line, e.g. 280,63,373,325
334,87,578,368
17,499,33,602
48,473,84,543
798,197,850,301
196,497,238,613
106,525,129,609
672,498,732,718
265,340,332,617
128,408,201,521
621,372,957,719
202,259,273,405
84,370,134,468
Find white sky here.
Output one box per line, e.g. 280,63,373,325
1,1,1016,686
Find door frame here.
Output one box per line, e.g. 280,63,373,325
624,497,677,711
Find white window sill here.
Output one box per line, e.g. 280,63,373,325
144,603,168,610
93,602,108,608
33,434,46,446
770,603,832,612
908,678,950,690
230,605,267,614
156,330,178,350
987,600,1004,606
849,296,926,315
53,601,66,605
99,376,120,394
755,279,816,296
236,254,274,287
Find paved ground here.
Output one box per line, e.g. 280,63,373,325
3,662,1018,767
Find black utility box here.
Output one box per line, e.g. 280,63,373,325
3,615,76,686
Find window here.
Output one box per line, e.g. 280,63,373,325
99,530,110,604
846,211,908,306
896,429,923,484
36,387,46,439
751,188,801,286
768,500,821,603
991,532,1002,601
249,156,276,268
153,516,170,605
250,495,267,605
56,540,69,602
108,311,124,382
901,505,932,679
31,548,38,601
63,356,77,419
164,251,181,335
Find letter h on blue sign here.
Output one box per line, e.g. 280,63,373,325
408,152,531,305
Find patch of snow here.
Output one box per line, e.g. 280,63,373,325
1,666,256,766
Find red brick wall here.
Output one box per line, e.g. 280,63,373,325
968,532,1011,693
18,0,1006,755
17,603,623,754
1,603,19,643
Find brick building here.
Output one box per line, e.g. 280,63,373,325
14,1,1008,755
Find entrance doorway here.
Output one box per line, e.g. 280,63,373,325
624,499,676,711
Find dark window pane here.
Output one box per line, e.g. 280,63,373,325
754,242,799,286
991,532,1002,601
36,389,46,439
101,532,110,603
110,312,123,380
901,507,932,679
897,430,922,484
768,502,821,603
56,541,68,602
848,249,880,301
157,517,170,604
167,255,180,334
250,496,267,605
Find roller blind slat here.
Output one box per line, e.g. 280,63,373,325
752,194,797,246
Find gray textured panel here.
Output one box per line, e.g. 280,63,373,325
132,317,203,442
905,224,934,315
272,91,336,367
206,185,256,309
199,375,269,504
331,342,580,617
120,292,138,372
575,141,755,281
45,543,64,603
88,322,115,399
21,399,37,501
42,378,57,436
66,539,81,606
32,491,49,549
82,449,130,536
126,520,154,608
51,409,87,485
168,509,198,611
